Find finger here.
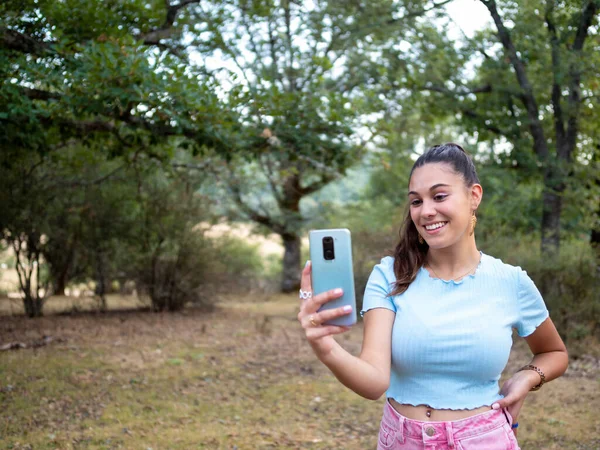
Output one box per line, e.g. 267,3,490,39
300,305,352,329
300,260,312,294
300,313,319,329
312,288,344,309
300,286,344,316
307,325,351,340
491,393,519,410
310,305,353,325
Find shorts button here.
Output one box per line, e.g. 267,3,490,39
425,426,435,436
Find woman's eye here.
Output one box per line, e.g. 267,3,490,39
410,199,422,206
434,194,448,201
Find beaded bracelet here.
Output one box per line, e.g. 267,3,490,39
518,364,546,391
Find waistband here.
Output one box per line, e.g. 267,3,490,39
383,399,513,445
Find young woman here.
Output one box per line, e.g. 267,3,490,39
297,143,568,449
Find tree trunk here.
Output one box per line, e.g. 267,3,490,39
48,237,77,296
53,270,67,296
592,209,600,281
23,294,43,318
281,233,301,293
592,226,600,247
540,162,565,257
94,250,107,312
540,189,562,257
592,177,600,248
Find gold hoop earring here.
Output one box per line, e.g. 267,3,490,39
469,213,478,236
418,234,424,244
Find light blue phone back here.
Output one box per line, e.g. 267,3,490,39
309,228,357,326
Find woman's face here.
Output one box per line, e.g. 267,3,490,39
408,163,481,250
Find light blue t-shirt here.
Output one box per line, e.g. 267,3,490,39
360,251,549,410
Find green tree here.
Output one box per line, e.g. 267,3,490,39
195,0,452,291
0,0,236,314
1,0,232,162
0,151,54,316
377,0,600,255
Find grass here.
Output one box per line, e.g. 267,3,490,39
0,294,599,449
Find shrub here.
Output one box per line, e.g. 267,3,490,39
133,232,213,311
202,234,275,296
133,231,268,311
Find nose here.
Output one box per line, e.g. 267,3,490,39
420,199,436,219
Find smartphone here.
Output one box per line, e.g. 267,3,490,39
308,228,357,326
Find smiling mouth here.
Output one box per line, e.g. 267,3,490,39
424,221,448,232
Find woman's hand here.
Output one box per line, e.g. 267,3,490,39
491,369,540,436
297,261,353,358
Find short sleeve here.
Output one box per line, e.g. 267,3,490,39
360,257,397,317
515,268,549,337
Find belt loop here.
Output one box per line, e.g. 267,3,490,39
445,422,455,448
397,415,405,444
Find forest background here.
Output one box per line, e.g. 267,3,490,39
1,0,599,448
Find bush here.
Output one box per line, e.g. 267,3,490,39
133,233,209,311
133,231,267,311
203,234,276,296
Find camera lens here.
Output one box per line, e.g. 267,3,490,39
324,237,332,243
324,249,334,260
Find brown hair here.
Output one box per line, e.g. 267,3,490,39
388,143,480,296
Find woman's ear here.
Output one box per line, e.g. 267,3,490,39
470,184,483,211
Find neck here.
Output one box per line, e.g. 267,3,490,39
426,237,480,275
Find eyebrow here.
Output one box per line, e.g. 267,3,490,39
408,183,451,196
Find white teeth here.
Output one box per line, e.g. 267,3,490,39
425,222,447,230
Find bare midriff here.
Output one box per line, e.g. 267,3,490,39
388,398,492,421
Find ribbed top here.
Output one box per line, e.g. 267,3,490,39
360,252,549,410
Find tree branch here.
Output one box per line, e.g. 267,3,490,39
16,82,225,151
545,1,566,149
460,108,505,136
446,15,491,60
299,174,337,196
171,160,213,171
259,154,284,207
299,0,454,92
365,0,455,31
267,14,283,84
239,5,269,83
295,154,344,178
283,0,296,92
223,166,286,235
572,0,599,52
421,83,492,96
53,164,126,188
20,87,61,101
139,0,201,45
0,27,53,55
564,0,599,161
480,0,549,160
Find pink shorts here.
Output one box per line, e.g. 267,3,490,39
378,399,521,450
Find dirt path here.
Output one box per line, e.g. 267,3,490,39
0,295,598,449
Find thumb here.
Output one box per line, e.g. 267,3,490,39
491,394,518,410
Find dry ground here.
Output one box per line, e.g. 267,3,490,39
0,294,598,450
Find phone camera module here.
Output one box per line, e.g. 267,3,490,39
322,236,335,260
